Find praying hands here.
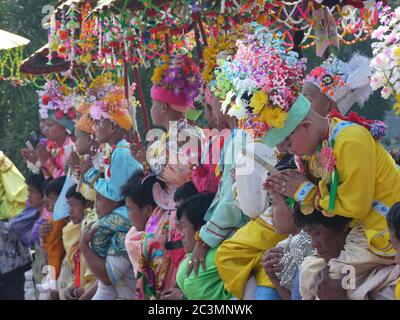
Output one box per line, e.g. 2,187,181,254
263,169,309,199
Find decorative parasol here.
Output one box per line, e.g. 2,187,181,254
0,29,30,50
0,29,30,84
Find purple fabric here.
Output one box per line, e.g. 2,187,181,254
31,217,47,246
9,207,40,248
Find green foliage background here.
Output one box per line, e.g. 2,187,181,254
0,0,399,176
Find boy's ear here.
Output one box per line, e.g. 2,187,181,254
144,204,154,217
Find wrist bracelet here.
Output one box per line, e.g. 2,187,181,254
194,231,208,247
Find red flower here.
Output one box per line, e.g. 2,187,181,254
58,29,69,41
101,47,112,54
67,109,76,119
57,45,67,55
55,110,64,120
146,8,157,17
109,41,120,49
41,95,51,105
311,67,326,78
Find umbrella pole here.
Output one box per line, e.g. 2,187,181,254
133,65,151,133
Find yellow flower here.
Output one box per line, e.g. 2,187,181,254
89,73,113,91
394,94,400,115
259,107,288,129
393,47,400,62
250,90,268,114
161,55,170,63
151,64,168,84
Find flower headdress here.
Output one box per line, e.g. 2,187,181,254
202,28,244,86
151,53,202,112
216,24,308,147
306,53,372,115
76,112,95,135
89,85,134,131
86,73,138,131
370,6,400,115
38,80,76,132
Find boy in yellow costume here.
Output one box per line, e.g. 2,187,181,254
264,62,400,298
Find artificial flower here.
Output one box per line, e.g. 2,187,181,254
318,145,336,174
250,90,268,114
259,107,288,129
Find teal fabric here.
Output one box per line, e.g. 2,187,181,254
93,139,143,202
262,94,311,148
91,206,132,259
48,110,75,133
200,129,250,248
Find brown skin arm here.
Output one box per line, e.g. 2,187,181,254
262,248,292,300
80,223,111,285
186,241,209,277
316,266,348,300
79,281,99,300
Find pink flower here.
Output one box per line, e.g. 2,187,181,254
311,67,326,78
55,110,64,120
318,146,336,174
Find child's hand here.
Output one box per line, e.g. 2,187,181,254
39,221,53,240
21,148,38,164
263,169,309,198
316,266,347,300
80,222,99,246
36,143,51,165
262,247,284,278
64,287,79,300
159,288,184,300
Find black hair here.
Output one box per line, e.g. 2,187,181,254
274,153,297,171
66,184,88,204
26,173,46,195
174,181,199,203
121,170,158,209
44,176,66,197
387,202,400,241
293,206,352,234
176,192,215,231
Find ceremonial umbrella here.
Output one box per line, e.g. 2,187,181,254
0,29,30,50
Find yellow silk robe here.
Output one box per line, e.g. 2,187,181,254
296,118,400,257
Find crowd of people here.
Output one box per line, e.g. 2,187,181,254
1,23,400,300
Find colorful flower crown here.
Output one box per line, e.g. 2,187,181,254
151,53,202,105
89,85,135,131
216,24,307,138
202,28,244,85
38,80,77,121
306,53,372,115
371,6,400,115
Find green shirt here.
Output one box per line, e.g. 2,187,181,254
176,247,232,300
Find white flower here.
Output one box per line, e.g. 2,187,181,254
381,86,393,99
221,90,235,114
39,108,48,119
227,98,247,120
372,26,389,40
371,53,390,70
